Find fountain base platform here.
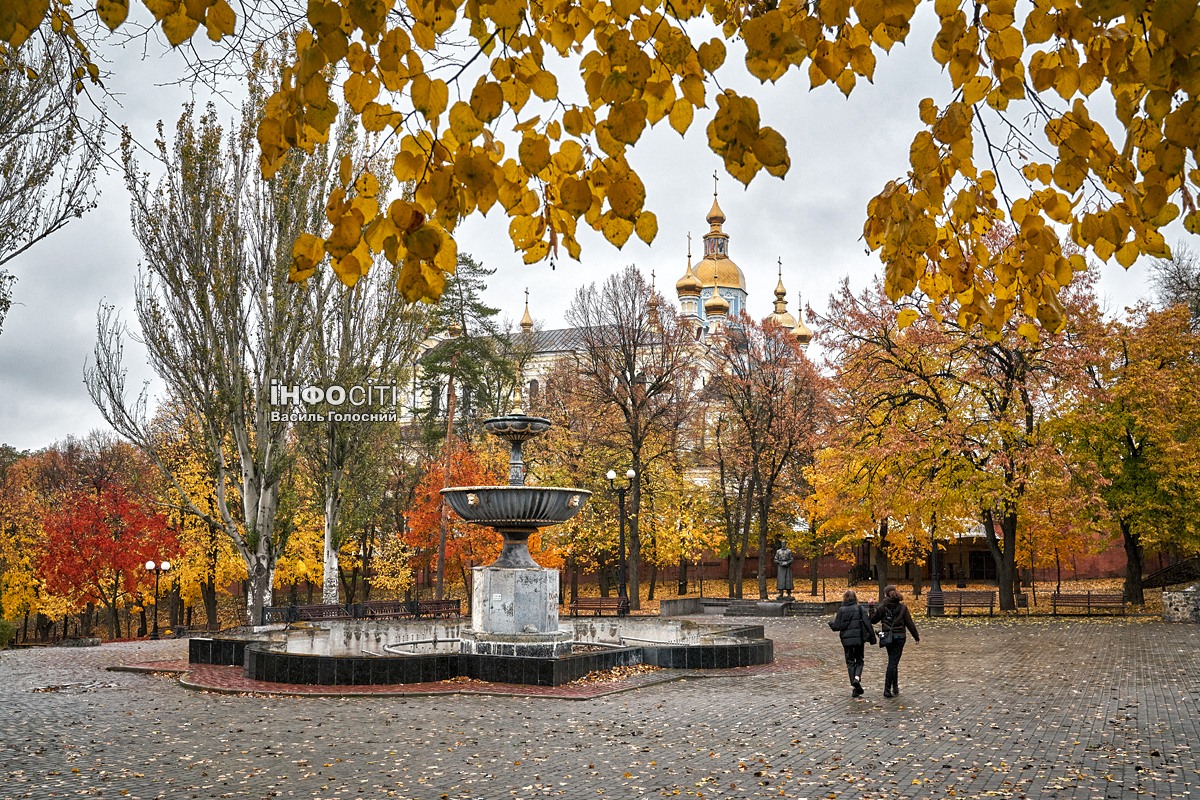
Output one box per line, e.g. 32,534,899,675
189,618,773,687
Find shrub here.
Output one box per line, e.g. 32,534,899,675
0,619,15,649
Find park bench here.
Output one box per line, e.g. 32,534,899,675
1050,592,1127,615
292,603,353,621
932,590,997,616
569,597,627,616
413,599,462,617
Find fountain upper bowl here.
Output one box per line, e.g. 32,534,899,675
441,485,592,529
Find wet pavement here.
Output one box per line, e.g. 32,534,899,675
1,615,1197,799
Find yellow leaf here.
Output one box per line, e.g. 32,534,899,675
897,308,919,328
529,70,558,101
601,215,633,247
162,5,200,46
518,135,551,175
290,233,325,282
344,72,380,113
405,224,442,260
97,0,129,30
752,127,789,168
205,0,235,39
470,81,504,123
668,100,693,136
962,75,990,105
449,101,485,143
697,38,726,72
680,75,705,107
635,210,657,244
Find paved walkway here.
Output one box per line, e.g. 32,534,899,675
1,616,1197,799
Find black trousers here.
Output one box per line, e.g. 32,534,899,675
843,643,864,684
884,639,906,691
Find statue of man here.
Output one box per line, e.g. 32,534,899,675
774,543,794,598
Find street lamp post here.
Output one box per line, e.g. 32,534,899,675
606,468,636,617
145,560,172,640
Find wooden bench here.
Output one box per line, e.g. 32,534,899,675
293,603,353,621
1051,592,1126,615
931,590,997,616
569,597,627,616
414,599,462,617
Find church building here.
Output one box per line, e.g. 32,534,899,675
515,188,813,397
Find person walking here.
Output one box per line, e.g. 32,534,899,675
828,589,875,697
870,584,920,698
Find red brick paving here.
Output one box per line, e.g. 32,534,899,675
113,650,821,699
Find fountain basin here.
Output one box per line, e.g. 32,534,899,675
441,485,592,568
440,485,591,531
189,618,774,687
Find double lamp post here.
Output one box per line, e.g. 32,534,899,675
145,560,172,640
606,468,636,617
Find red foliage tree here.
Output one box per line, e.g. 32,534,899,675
41,484,177,639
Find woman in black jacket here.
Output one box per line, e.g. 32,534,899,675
828,589,874,696
870,585,921,698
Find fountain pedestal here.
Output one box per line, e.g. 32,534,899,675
471,564,560,634
461,565,572,657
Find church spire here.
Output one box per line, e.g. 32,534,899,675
520,287,534,333
765,258,796,329
792,290,814,350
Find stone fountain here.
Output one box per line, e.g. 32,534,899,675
186,403,775,689
441,408,590,658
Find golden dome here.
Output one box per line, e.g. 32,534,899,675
676,246,703,297
765,259,794,327
707,196,726,224
520,288,534,332
694,256,747,293
792,293,813,345
704,286,730,316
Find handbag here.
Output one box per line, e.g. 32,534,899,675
878,610,899,647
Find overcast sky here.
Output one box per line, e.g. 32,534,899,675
0,10,1156,453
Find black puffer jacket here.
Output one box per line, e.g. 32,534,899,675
828,602,872,646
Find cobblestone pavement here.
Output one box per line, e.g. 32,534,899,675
1,616,1197,799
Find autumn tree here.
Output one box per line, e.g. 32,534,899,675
564,265,699,609
703,316,829,598
152,403,245,630
86,98,331,624
0,36,99,335
406,443,502,602
41,480,176,638
1150,244,1200,327
818,262,1104,610
1069,304,1200,603
295,238,430,604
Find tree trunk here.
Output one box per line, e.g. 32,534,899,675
322,492,341,604
809,554,819,596
244,554,276,626
1121,518,1145,604
983,507,1019,610
874,518,890,601
755,491,769,600
677,557,688,595
201,580,218,630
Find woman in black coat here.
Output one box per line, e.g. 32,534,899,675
828,589,874,696
869,585,921,698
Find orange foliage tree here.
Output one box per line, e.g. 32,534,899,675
405,444,503,602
